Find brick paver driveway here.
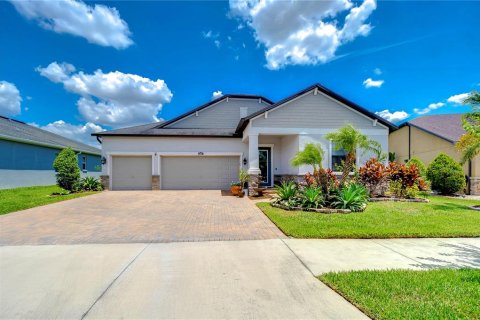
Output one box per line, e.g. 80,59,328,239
0,191,285,245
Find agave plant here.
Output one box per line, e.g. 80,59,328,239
80,176,103,191
275,181,297,201
300,186,324,209
333,183,368,211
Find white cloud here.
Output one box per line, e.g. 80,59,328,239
413,102,444,115
363,78,384,88
373,68,382,75
0,81,22,117
38,120,104,146
229,0,376,69
9,0,133,49
212,90,223,99
35,62,75,83
37,61,173,128
375,109,409,122
447,92,469,105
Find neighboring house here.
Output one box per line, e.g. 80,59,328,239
0,116,101,189
389,114,479,195
93,84,396,191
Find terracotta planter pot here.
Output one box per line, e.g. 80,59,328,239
230,185,241,196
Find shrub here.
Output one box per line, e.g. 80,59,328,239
406,157,427,178
239,169,249,188
333,183,368,211
358,158,389,197
304,168,339,194
53,148,80,192
426,153,466,194
299,186,324,209
80,176,103,191
275,181,297,201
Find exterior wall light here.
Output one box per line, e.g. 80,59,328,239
101,157,107,165
243,157,247,165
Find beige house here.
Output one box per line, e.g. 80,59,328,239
389,114,480,195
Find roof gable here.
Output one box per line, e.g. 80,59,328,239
237,84,397,133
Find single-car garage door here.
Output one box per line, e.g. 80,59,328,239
111,156,152,190
161,156,239,190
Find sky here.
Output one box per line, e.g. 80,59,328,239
0,0,479,146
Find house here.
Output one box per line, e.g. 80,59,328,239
0,116,101,189
92,84,396,191
389,114,479,195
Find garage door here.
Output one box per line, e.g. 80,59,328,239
111,156,152,190
161,156,239,190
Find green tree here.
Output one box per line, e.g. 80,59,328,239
406,157,427,178
53,148,80,192
291,143,324,172
326,124,382,184
426,153,465,195
456,91,480,164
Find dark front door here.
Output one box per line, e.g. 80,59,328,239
258,147,272,187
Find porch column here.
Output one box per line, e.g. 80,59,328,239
248,134,261,175
248,134,261,196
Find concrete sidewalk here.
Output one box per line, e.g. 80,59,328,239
1,238,478,319
285,238,480,275
0,240,367,320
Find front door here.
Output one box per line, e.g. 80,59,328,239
258,147,272,187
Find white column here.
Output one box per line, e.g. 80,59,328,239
248,134,261,174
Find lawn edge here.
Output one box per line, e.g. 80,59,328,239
255,202,480,239
0,190,100,216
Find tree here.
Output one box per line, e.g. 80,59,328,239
426,153,465,195
326,124,382,184
456,91,480,164
53,148,80,192
291,143,324,172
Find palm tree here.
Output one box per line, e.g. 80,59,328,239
456,92,480,164
291,143,324,172
326,124,382,184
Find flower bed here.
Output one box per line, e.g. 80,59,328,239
271,201,355,214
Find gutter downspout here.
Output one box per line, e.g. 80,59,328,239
96,136,102,144
468,160,472,195
408,125,411,160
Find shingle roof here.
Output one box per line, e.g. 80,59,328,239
405,114,465,143
94,121,237,137
0,116,101,154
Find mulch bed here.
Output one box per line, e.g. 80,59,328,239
270,202,354,214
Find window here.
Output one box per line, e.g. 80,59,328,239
82,156,87,171
331,148,347,172
331,143,355,172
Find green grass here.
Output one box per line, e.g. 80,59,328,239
319,269,480,320
258,196,480,238
0,185,98,215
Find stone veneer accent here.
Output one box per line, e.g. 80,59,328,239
100,175,109,190
248,174,259,196
152,175,160,190
470,177,480,195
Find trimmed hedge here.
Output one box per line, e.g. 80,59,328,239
426,153,465,195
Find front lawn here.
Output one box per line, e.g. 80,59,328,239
258,196,480,238
319,269,480,320
0,185,98,215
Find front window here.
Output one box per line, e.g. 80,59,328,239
331,148,347,172
82,156,87,171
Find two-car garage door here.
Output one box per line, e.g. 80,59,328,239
161,156,239,190
111,155,239,190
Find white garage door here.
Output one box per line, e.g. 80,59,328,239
111,156,152,190
161,156,239,190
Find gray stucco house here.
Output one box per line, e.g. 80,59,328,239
0,116,101,189
93,84,396,191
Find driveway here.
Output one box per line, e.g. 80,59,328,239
0,190,285,245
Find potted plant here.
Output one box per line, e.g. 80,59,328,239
230,181,241,196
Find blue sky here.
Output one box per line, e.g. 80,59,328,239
0,0,479,145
